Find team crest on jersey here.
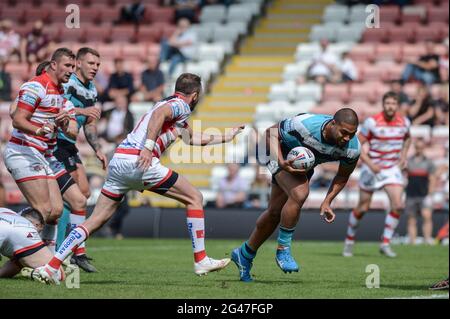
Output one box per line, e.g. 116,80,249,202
31,164,44,172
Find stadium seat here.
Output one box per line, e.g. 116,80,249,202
402,44,427,63
349,44,376,63
268,83,295,102
427,6,449,24
59,26,85,42
81,25,112,42
350,83,378,103
122,44,148,60
410,125,432,140
227,4,253,24
323,84,350,103
197,44,225,62
415,25,444,42
401,5,427,24
379,6,401,24
336,25,364,43
362,27,389,43
292,100,316,113
322,5,349,23
110,25,137,43
295,43,321,61
191,24,214,43
282,61,310,82
309,24,337,42
199,5,227,24
348,4,367,23
136,25,162,43
212,25,241,44
148,7,175,24
388,26,415,43
376,44,402,62
432,125,450,144
295,83,322,102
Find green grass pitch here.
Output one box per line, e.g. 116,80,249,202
0,239,448,299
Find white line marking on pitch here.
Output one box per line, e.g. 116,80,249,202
386,294,449,299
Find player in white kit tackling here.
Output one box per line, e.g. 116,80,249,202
38,73,245,284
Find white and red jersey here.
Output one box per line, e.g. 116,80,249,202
360,112,410,169
116,95,191,158
10,72,75,154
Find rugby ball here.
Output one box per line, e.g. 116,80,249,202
287,146,315,171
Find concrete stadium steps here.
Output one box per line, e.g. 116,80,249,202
153,1,329,204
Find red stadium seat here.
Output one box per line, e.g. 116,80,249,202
148,7,175,24
382,63,405,81
79,6,101,24
359,64,388,82
147,43,161,57
323,84,350,103
427,6,449,23
24,7,52,24
154,22,177,39
136,25,162,43
84,25,112,42
376,44,402,62
402,44,427,63
59,26,85,42
388,26,415,43
110,25,137,43
350,83,378,103
415,25,444,42
96,6,121,24
362,27,389,43
0,7,26,24
122,44,148,60
379,6,401,24
401,6,427,24
349,44,376,63
5,63,29,80
97,43,123,59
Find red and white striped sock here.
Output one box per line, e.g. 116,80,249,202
42,221,58,254
70,210,87,256
47,225,89,272
382,211,401,245
345,210,363,244
186,209,206,263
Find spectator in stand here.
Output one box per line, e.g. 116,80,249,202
131,56,165,103
390,79,412,115
201,0,234,7
406,138,437,245
0,20,21,62
116,1,145,25
408,84,434,126
160,18,197,77
401,41,441,86
0,58,11,102
20,20,51,64
440,46,448,83
307,39,340,85
100,94,135,144
246,166,271,209
104,57,135,102
430,84,449,126
215,164,250,209
173,0,200,23
340,52,358,82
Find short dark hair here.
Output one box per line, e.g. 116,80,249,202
19,207,45,225
51,47,75,62
175,73,202,95
382,91,399,104
35,60,51,76
334,107,359,127
76,47,100,60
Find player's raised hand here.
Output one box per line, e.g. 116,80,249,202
96,150,108,170
137,147,153,171
226,125,245,142
55,110,70,128
320,202,336,224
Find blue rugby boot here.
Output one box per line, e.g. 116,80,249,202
231,247,253,282
275,248,299,273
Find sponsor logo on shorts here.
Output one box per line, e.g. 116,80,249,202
32,164,45,172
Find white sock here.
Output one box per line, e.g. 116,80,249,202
48,225,89,272
345,210,363,244
382,211,400,245
70,210,87,256
186,209,206,263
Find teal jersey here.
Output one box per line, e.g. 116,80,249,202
58,73,98,144
278,113,361,167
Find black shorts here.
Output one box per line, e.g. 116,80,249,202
54,139,82,173
272,169,315,187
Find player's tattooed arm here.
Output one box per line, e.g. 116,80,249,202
84,117,108,169
185,125,245,146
